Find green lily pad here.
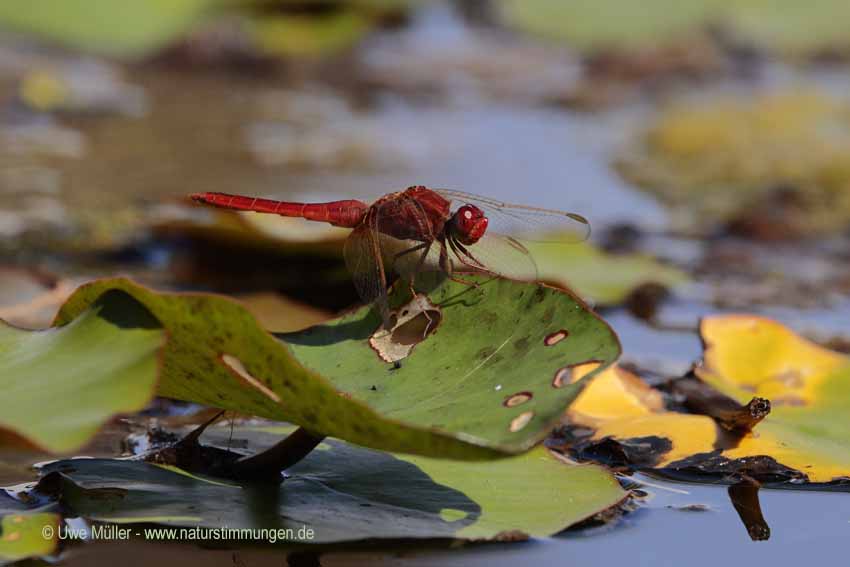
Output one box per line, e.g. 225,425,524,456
30,433,625,542
726,0,850,55
496,0,718,51
498,0,850,56
0,0,216,58
528,237,686,305
53,275,620,459
0,292,164,453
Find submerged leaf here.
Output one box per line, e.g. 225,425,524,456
51,274,619,459
26,430,625,542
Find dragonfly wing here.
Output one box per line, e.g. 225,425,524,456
434,189,591,243
344,218,390,322
449,232,538,282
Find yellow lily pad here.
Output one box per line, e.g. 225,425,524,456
617,90,850,235
564,315,850,484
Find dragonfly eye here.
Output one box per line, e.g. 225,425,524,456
453,205,488,245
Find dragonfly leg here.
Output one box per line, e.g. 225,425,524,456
438,239,480,289
392,241,431,297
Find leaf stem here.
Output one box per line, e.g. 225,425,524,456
229,427,325,482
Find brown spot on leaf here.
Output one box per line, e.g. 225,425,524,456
544,330,569,346
509,411,534,432
513,336,531,353
477,346,496,360
503,391,533,407
2,531,20,542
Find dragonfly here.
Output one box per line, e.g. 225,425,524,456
190,186,590,327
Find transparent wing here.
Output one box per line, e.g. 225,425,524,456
448,232,538,282
434,189,591,243
344,215,390,322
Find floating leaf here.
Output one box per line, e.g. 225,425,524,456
27,431,625,542
0,292,164,453
617,90,850,235
696,315,850,483
528,237,686,305
51,274,619,459
249,10,371,58
234,292,332,333
0,493,58,563
561,316,850,485
726,0,850,55
498,0,850,56
496,0,717,52
0,0,216,58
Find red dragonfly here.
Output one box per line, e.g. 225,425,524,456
190,186,589,326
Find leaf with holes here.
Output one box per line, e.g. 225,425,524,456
561,316,850,486
52,274,619,459
23,428,625,543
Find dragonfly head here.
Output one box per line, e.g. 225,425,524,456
451,205,488,245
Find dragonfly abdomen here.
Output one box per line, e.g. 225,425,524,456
190,192,368,228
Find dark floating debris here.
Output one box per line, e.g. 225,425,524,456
673,375,770,435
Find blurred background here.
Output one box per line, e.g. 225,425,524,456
1,0,850,373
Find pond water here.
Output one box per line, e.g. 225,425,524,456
56,473,848,566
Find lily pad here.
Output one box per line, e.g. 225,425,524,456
561,316,850,485
617,90,850,235
726,0,850,55
249,10,372,58
0,493,58,563
51,274,619,459
0,292,164,453
528,237,686,305
27,432,625,542
696,315,850,483
0,0,215,58
498,0,850,56
496,0,717,52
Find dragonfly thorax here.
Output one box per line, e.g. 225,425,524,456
450,204,488,245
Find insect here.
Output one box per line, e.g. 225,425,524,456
190,186,589,327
